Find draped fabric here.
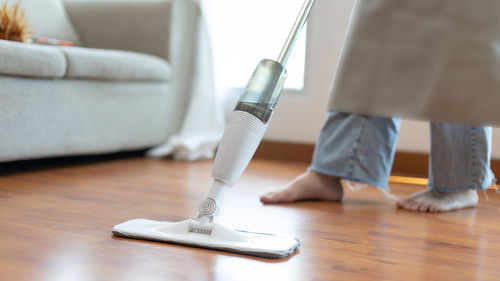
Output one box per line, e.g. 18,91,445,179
329,0,500,126
147,0,224,161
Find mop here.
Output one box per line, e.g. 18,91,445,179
112,0,316,259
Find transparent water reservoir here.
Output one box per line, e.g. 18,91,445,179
234,59,287,123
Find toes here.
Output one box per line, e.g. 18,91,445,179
396,190,428,210
396,196,419,211
397,189,446,212
428,204,440,213
260,192,281,204
396,198,411,209
396,201,408,209
396,197,415,210
259,195,273,204
260,190,297,204
408,202,421,211
431,204,450,213
396,200,417,211
418,202,433,212
398,199,428,212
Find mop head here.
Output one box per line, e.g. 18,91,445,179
112,219,300,259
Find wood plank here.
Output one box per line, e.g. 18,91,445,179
0,155,499,280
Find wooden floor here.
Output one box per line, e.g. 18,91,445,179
1,156,500,281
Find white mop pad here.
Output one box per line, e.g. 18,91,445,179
112,219,300,259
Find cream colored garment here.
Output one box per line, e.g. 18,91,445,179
329,0,500,126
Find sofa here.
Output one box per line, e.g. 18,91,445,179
0,0,203,162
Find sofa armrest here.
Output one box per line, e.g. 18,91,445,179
63,0,174,61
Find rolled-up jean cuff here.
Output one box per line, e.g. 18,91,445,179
308,165,390,190
430,170,496,192
430,182,494,192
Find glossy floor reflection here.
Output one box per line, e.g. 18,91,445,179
1,157,499,280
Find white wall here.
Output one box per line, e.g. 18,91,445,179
263,0,500,159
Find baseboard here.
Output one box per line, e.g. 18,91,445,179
255,140,499,179
254,140,315,163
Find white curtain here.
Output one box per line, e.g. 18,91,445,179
147,0,225,161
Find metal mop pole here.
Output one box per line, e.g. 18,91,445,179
277,0,316,66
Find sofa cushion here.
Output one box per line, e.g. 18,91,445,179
0,39,172,81
16,0,82,45
0,39,66,78
60,47,172,82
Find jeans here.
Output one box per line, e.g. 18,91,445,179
309,112,495,191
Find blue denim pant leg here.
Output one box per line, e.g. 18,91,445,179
429,123,495,191
309,112,401,190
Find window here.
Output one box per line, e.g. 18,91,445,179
211,0,307,92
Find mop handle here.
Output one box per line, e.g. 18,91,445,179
277,0,316,66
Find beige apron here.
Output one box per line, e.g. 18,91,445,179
328,0,500,126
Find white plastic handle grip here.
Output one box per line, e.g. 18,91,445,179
212,110,268,186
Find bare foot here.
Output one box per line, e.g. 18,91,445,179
260,171,343,204
397,189,478,212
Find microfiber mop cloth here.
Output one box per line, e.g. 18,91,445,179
112,219,300,259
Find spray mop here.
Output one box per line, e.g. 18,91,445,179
112,0,316,259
